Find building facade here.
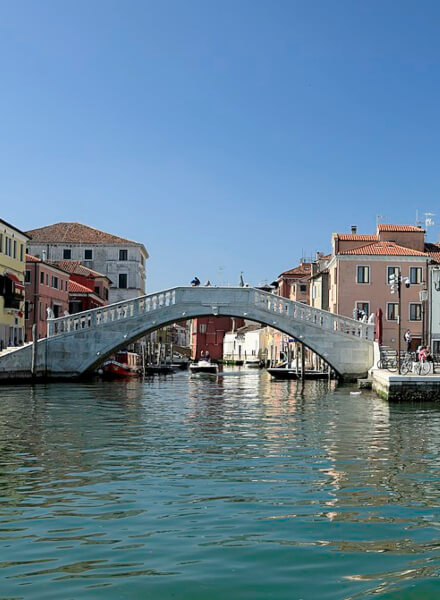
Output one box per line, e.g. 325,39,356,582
328,224,430,350
191,316,244,361
26,222,148,304
24,255,70,341
0,219,29,349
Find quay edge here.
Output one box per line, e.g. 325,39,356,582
372,370,440,402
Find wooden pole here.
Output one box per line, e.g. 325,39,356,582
31,324,37,377
301,342,305,381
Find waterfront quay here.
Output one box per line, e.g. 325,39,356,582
371,368,440,401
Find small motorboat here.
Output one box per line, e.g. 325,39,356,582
189,360,218,374
100,351,140,379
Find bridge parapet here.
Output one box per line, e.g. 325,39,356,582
47,286,373,342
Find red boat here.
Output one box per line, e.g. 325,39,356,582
100,351,140,379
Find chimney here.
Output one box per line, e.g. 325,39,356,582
351,225,357,234
42,250,47,262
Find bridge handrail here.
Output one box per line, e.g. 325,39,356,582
46,286,374,341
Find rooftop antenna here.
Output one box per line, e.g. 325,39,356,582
376,215,388,227
424,212,435,229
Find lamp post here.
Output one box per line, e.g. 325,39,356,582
419,287,428,346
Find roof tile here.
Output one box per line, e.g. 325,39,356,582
26,222,147,252
377,224,424,232
339,241,428,256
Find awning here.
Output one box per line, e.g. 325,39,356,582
6,273,25,290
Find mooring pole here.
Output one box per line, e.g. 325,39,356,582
301,342,305,381
31,324,37,377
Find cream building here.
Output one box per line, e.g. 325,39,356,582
0,218,29,349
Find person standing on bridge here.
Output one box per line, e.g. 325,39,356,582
191,276,200,286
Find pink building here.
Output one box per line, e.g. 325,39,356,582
328,225,430,350
191,316,244,361
24,254,70,341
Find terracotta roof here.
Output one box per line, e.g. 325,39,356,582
49,260,110,281
26,222,148,254
337,234,378,241
425,243,440,264
278,263,312,278
68,280,95,294
339,241,428,256
377,224,424,233
26,253,41,263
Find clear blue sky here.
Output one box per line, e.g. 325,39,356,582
1,0,440,290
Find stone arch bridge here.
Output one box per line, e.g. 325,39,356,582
0,287,374,382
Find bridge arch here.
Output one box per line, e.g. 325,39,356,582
0,287,374,381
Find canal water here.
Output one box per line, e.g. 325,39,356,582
0,369,439,600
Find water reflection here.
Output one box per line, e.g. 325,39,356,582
0,374,439,600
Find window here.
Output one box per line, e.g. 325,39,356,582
84,249,93,260
140,255,144,266
24,270,31,283
356,302,369,316
25,301,30,320
199,324,207,333
46,274,49,285
105,288,108,300
40,271,44,284
13,240,16,259
20,244,23,262
119,249,128,261
387,266,400,284
409,303,422,321
118,273,128,289
63,249,71,259
94,286,100,295
357,266,370,283
300,284,307,292
51,276,58,289
410,267,423,284
387,303,399,321
0,233,2,252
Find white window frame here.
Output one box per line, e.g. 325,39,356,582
356,265,370,284
356,301,370,316
409,302,422,321
386,265,400,284
409,267,423,284
386,302,399,321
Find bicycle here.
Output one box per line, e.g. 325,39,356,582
400,351,417,375
413,359,432,376
377,355,398,372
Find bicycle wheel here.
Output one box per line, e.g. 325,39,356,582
377,360,384,369
400,361,411,375
387,359,398,372
420,362,431,376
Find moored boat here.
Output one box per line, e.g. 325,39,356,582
100,351,140,379
267,367,333,380
245,358,262,368
189,360,218,374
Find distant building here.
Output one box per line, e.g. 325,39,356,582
191,316,244,361
68,280,106,314
328,224,430,350
26,222,148,304
49,260,111,305
223,323,267,363
0,218,29,349
24,254,70,341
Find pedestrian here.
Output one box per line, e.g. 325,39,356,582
404,329,412,352
191,276,200,287
204,280,211,286
353,307,359,321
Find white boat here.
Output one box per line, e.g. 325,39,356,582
245,358,261,368
189,360,218,374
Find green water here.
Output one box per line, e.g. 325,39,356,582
0,369,439,599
